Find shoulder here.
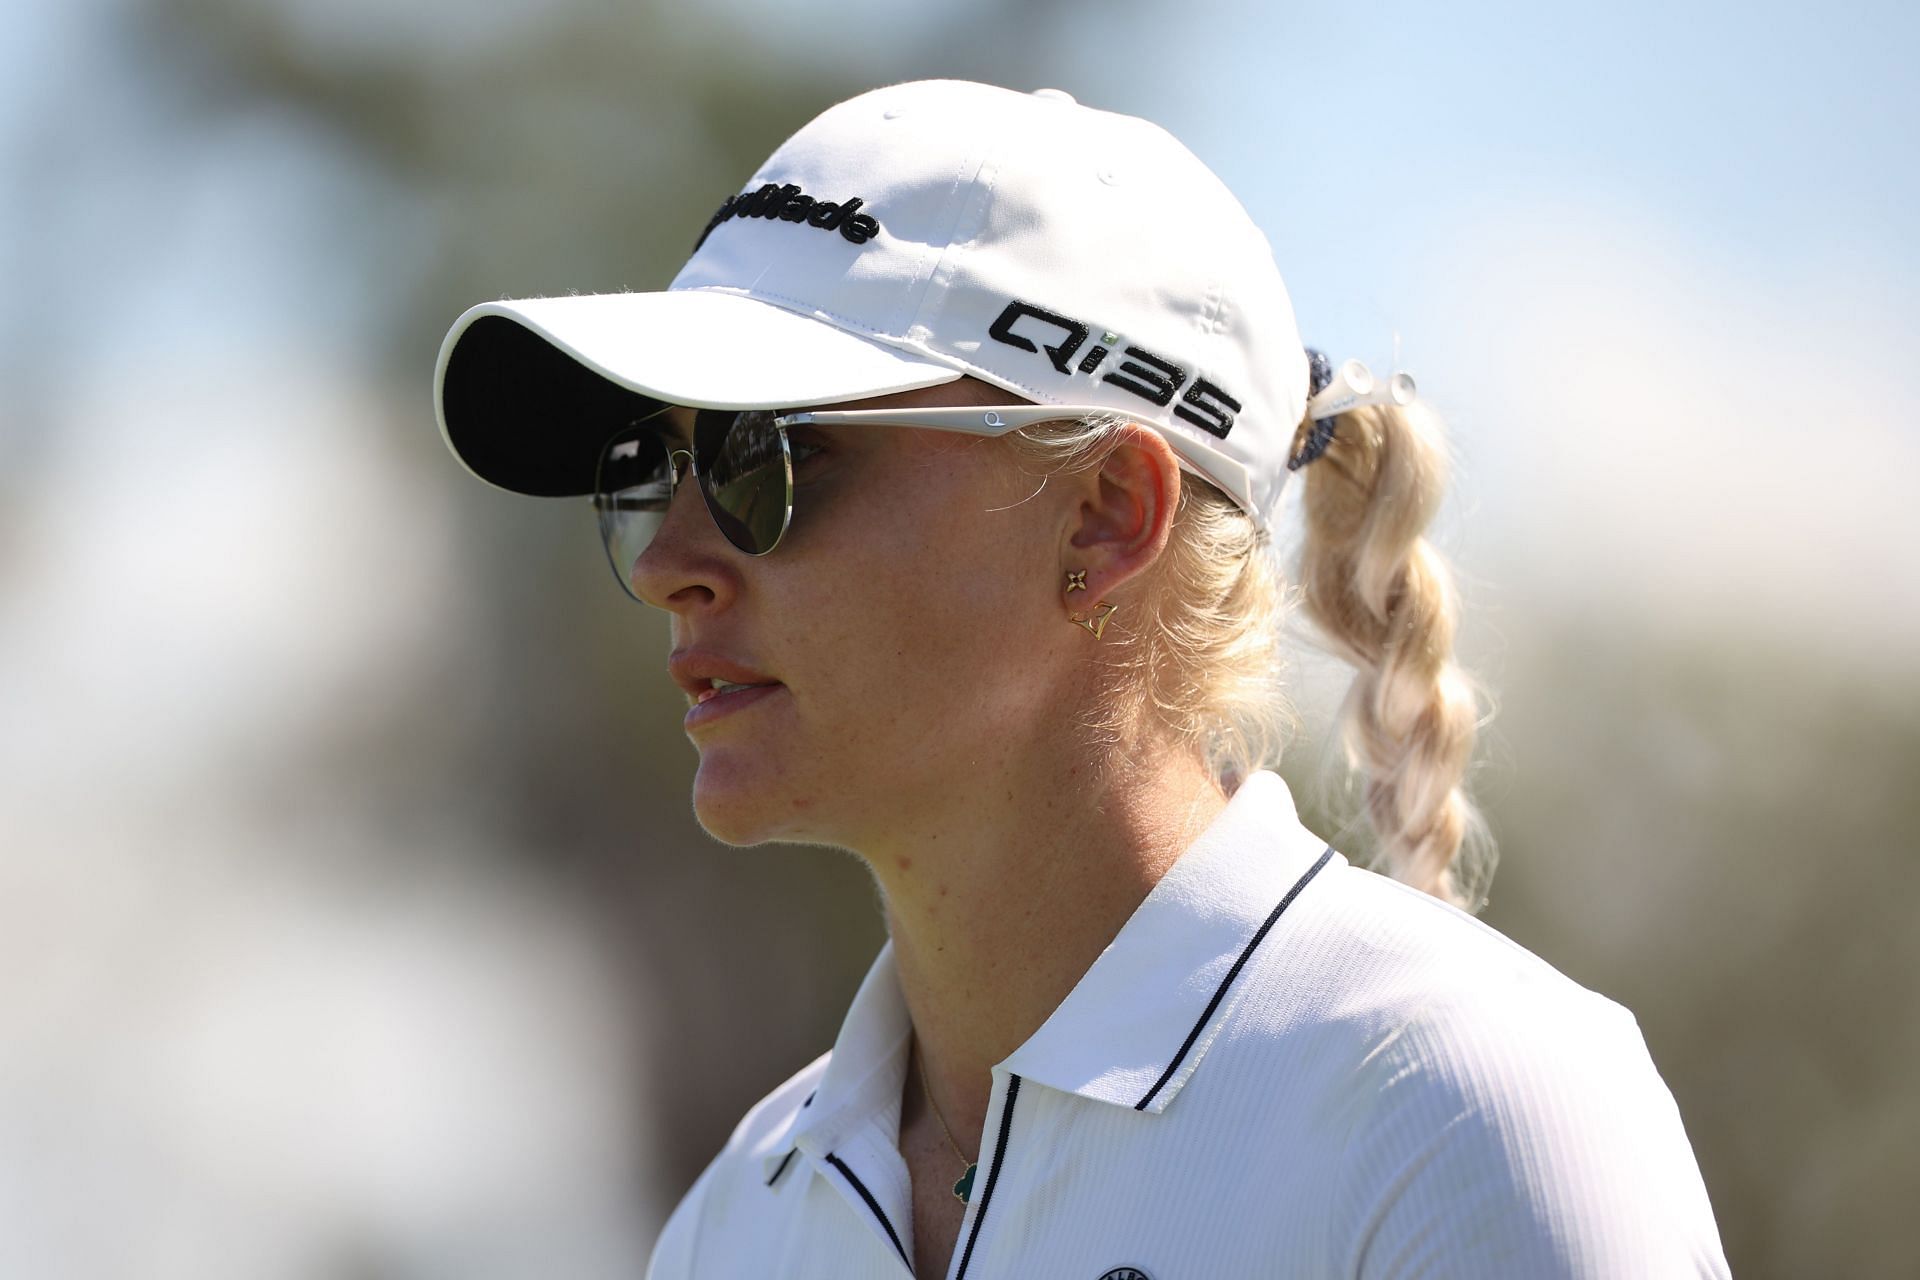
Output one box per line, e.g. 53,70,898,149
645,1051,831,1280
1286,862,1680,1156
1234,860,1729,1275
1317,859,1635,1029
1217,853,1654,1091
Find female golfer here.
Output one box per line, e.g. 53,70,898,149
434,80,1727,1278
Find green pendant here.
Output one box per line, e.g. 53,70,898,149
952,1163,977,1203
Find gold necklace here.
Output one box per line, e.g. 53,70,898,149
914,1047,978,1203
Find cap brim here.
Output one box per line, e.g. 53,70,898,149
434,290,965,497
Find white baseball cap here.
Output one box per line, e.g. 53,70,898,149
434,79,1312,532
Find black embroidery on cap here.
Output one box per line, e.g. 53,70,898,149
750,183,789,217
985,298,1244,437
1176,378,1243,440
843,209,880,243
1101,344,1187,407
988,299,1090,375
693,183,879,251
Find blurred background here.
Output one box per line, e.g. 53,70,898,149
2,0,1915,1275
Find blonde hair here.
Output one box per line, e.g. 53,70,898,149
1008,398,1493,912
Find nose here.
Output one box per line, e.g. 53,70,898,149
627,460,741,614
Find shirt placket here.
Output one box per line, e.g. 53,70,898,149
946,1067,1025,1280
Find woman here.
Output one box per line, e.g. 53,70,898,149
434,80,1728,1278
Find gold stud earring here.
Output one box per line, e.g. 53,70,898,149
1065,569,1087,592
1069,601,1117,638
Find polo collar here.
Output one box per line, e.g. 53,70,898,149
763,771,1336,1178
762,944,912,1179
1001,770,1337,1112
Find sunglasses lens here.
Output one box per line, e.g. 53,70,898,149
594,424,673,601
695,409,792,556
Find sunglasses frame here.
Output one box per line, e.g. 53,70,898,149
780,404,1252,517
773,403,1115,437
593,401,1228,598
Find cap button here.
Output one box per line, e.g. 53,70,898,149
1030,88,1076,104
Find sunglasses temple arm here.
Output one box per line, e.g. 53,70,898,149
778,406,1117,436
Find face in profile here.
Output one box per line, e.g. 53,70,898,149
629,379,1088,856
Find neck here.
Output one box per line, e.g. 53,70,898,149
870,733,1227,1154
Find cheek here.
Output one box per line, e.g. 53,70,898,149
792,457,1053,739
690,449,1067,844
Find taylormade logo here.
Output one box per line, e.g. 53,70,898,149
695,182,880,250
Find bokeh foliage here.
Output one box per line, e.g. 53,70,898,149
15,1,1911,1274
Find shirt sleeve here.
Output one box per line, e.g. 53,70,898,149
1333,991,1730,1279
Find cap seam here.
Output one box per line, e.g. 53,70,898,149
907,141,1000,347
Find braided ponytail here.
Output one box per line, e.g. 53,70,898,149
1296,399,1492,910
1004,391,1491,909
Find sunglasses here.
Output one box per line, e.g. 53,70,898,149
592,402,1113,601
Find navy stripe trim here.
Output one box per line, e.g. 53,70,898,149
825,1152,909,1270
952,1073,1022,1280
764,1091,816,1190
1134,845,1336,1111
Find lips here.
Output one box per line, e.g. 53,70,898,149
667,648,782,706
694,679,768,705
682,680,781,730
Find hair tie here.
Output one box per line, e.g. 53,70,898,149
1288,348,1418,471
1288,349,1339,471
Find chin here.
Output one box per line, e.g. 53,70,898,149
688,748,811,847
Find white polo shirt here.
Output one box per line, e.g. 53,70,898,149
647,772,1729,1278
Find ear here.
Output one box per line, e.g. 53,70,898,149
1064,424,1182,596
